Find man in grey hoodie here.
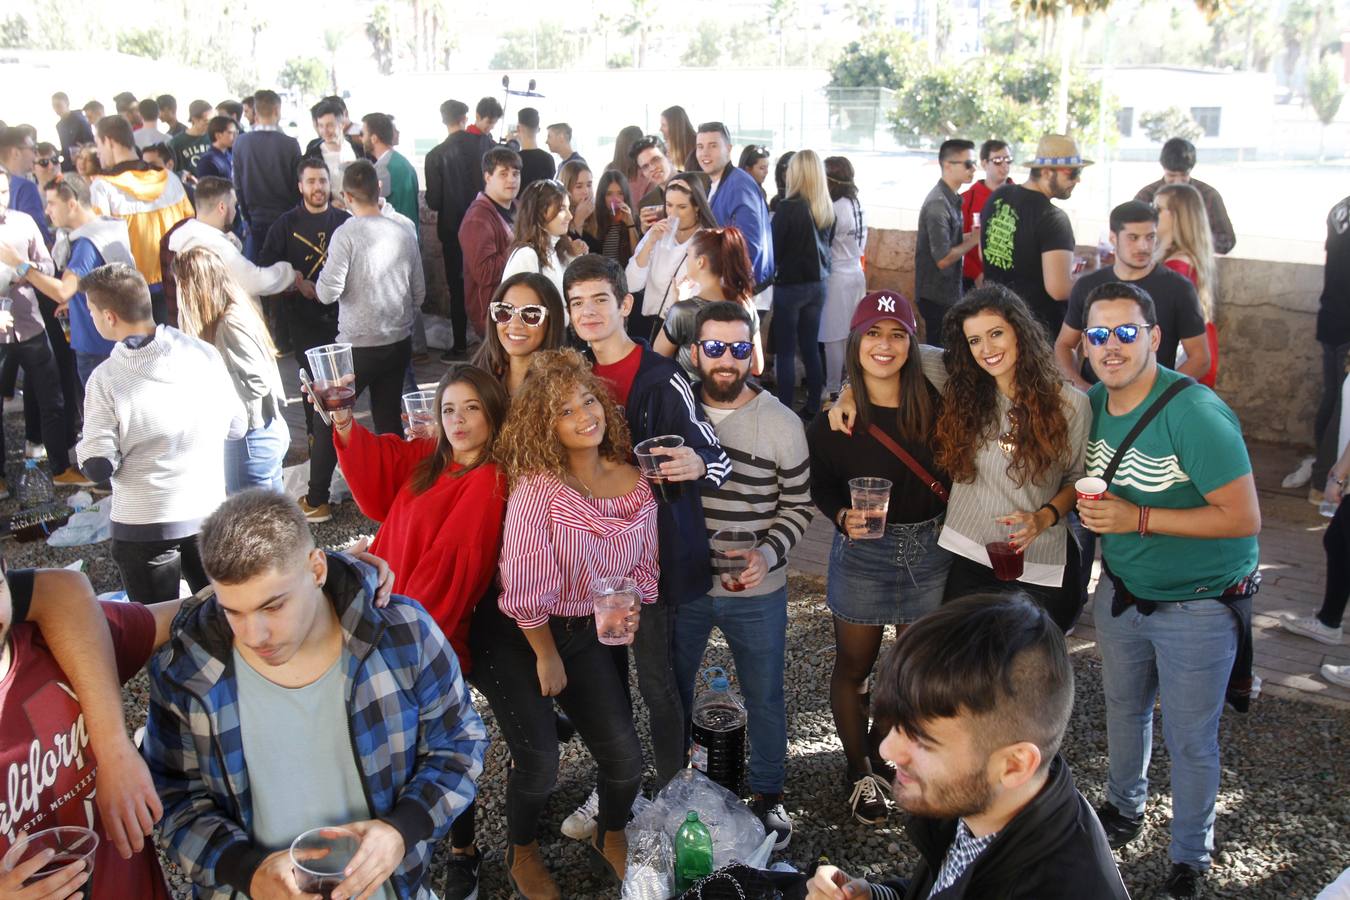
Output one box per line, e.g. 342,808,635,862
672,299,813,851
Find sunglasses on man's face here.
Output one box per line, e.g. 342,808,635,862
947,159,976,170
489,302,548,327
697,339,753,360
35,158,58,167
987,156,1013,165
1084,323,1153,346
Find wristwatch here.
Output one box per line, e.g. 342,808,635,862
14,262,31,279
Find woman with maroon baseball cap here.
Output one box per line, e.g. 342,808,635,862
806,289,952,827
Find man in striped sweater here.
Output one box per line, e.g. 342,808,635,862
673,300,813,850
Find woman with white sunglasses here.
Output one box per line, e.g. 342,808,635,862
472,272,569,396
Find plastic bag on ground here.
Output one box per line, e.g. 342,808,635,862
281,461,351,507
629,769,767,870
422,314,456,351
621,828,675,900
46,498,111,547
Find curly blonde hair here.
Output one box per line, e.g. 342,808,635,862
494,349,633,489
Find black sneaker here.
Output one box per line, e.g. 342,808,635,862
749,793,793,850
1164,863,1203,898
847,774,889,826
1095,802,1143,850
442,847,481,900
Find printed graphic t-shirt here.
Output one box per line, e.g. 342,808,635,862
1087,366,1259,600
980,184,1076,338
0,595,170,899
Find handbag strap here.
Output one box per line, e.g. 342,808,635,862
1100,376,1196,486
866,424,949,503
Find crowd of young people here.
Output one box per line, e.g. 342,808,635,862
0,85,1290,900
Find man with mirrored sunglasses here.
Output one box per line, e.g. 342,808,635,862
915,139,980,347
960,140,1013,291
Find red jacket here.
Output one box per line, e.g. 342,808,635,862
335,423,506,672
458,192,513,337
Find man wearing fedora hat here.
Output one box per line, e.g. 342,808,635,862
979,134,1089,339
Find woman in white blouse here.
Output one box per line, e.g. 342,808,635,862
821,156,867,400
501,179,586,302
624,173,717,341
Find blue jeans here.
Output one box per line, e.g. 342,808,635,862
74,350,109,390
672,587,789,794
1093,583,1238,870
224,415,290,494
826,515,951,625
772,282,826,414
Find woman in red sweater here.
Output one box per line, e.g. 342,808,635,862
330,362,509,900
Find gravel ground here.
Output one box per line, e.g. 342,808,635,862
3,459,1348,898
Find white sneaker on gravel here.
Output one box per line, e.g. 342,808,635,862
1279,613,1343,646
1323,664,1350,689
561,789,600,840
1282,455,1316,489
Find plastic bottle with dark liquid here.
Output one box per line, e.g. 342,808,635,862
689,667,747,796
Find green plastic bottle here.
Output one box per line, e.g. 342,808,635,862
674,810,714,891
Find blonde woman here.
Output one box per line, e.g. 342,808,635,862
171,246,290,493
770,148,835,418
1155,182,1219,387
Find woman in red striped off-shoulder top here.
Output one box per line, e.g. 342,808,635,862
470,349,657,898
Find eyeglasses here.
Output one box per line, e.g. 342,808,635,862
489,302,548,327
1083,323,1153,346
697,339,754,360
987,156,1013,165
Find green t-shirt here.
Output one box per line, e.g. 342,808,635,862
387,150,420,226
170,130,211,175
1087,366,1259,600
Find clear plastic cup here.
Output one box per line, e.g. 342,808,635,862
984,523,1024,582
593,575,639,645
635,435,686,504
848,477,892,539
710,527,757,592
290,827,360,898
304,343,356,414
402,390,437,441
2,826,98,898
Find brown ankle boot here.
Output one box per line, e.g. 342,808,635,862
506,841,561,900
591,827,628,882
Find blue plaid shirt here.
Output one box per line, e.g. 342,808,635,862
929,820,999,897
143,553,488,899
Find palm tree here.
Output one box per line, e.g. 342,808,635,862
766,0,799,67
619,0,657,67
322,28,345,94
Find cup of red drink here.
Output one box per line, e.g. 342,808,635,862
304,343,357,418
710,527,757,592
984,524,1024,582
1076,476,1108,503
636,435,687,504
2,826,98,900
402,390,437,441
592,576,640,645
848,477,892,539
290,827,360,899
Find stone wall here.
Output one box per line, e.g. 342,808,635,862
861,228,1323,448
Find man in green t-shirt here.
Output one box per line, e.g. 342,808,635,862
1077,280,1260,900
169,100,213,177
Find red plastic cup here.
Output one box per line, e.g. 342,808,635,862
1076,476,1108,502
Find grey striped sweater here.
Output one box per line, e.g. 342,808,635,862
699,386,814,597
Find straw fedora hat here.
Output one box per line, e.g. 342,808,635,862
1022,134,1094,169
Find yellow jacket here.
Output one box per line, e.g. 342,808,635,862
90,164,194,286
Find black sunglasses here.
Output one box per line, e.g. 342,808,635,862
697,339,753,360
35,157,58,167
1084,324,1153,346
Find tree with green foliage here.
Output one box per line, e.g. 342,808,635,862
619,0,658,67
489,22,578,69
1139,107,1203,144
118,28,168,59
0,14,29,48
1307,58,1345,160
766,0,799,67
683,21,722,67
278,56,328,101
828,29,925,89
366,3,395,75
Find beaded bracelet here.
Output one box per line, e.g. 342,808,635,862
1137,505,1151,537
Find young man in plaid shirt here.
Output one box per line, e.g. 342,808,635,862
143,490,487,900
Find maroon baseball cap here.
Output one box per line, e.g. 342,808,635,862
850,290,917,335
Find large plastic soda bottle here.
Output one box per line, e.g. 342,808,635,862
689,666,748,796
674,810,714,891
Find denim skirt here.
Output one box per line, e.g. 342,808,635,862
826,513,952,625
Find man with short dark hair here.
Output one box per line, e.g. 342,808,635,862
631,134,674,234
960,139,1013,289
1134,138,1235,255
1078,280,1260,899
144,489,487,900
424,98,478,355
260,157,351,522
134,98,172,150
468,96,502,141
156,94,184,136
216,99,244,125
806,594,1129,900
915,139,981,345
458,147,521,337
0,126,51,245
361,112,418,224
546,122,583,165
515,107,554,189
82,99,104,128
674,299,812,849
196,115,238,180
241,94,257,129
169,99,214,176
696,122,773,302
51,91,94,173
1055,200,1209,391
980,133,1086,339
304,98,365,200
231,89,301,264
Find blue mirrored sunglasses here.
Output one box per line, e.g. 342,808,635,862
697,339,754,360
1084,323,1152,346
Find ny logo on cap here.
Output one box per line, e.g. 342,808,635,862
877,295,896,313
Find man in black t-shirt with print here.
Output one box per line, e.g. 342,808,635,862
980,134,1086,339
1055,200,1208,391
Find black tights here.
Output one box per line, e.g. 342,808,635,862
1319,498,1349,629
829,618,897,777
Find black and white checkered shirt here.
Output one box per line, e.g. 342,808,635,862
928,819,999,897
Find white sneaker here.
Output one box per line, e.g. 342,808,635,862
1321,663,1350,689
1282,455,1316,489
1279,613,1343,646
23,441,45,460
561,788,599,840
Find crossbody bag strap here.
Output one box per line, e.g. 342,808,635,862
1100,376,1196,486
866,424,949,503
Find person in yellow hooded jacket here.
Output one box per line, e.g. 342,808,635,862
90,115,194,324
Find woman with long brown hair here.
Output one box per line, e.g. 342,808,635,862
501,179,582,300
476,349,655,896
560,159,597,248
327,362,509,900
1155,182,1219,388
171,246,289,493
471,271,568,395
660,105,698,172
933,284,1090,629
609,124,651,204
590,169,638,266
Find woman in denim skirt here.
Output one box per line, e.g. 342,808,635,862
806,290,952,827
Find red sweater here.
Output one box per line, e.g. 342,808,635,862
1162,258,1219,388
335,424,506,673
